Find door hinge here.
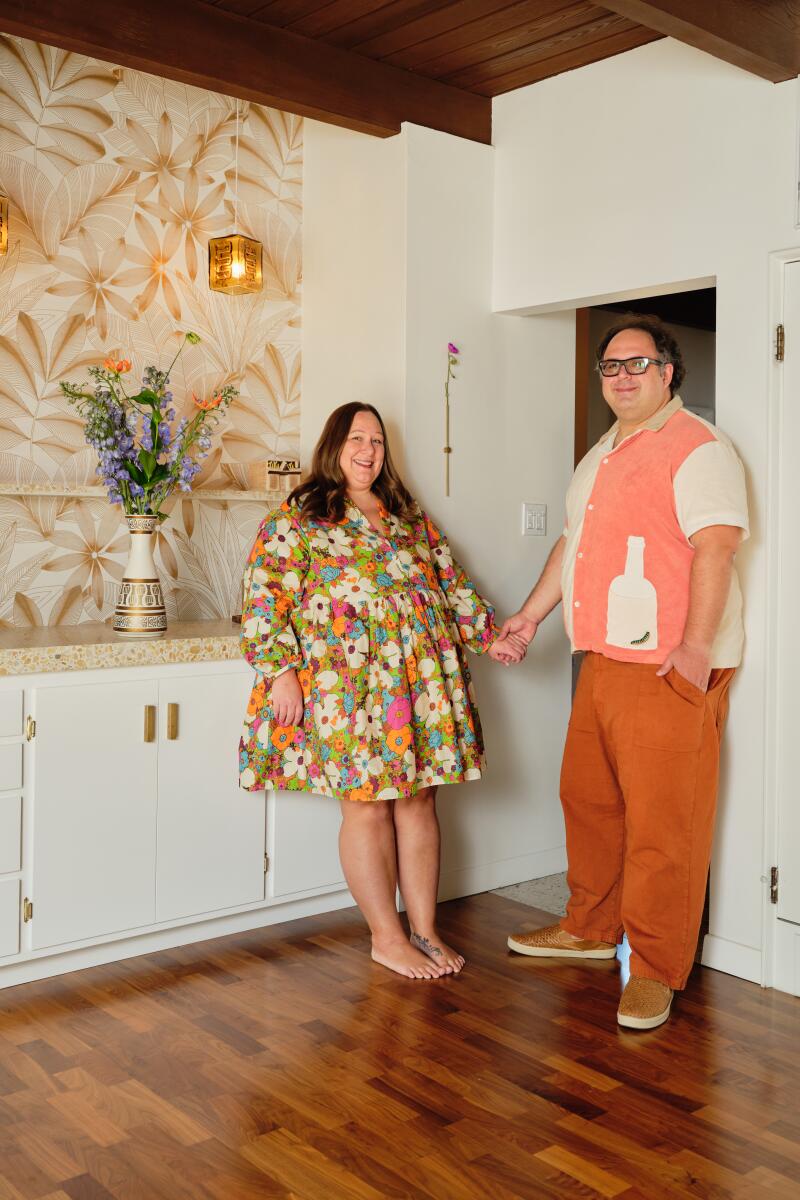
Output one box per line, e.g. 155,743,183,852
770,866,779,904
776,324,785,362
22,897,33,922
25,715,36,741
264,853,270,874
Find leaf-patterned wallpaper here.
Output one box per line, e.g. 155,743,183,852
0,35,301,627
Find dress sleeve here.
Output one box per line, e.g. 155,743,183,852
240,505,309,679
423,511,497,654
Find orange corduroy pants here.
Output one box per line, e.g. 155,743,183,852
559,652,734,991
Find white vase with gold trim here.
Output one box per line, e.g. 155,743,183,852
114,515,167,637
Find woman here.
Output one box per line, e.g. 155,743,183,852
239,403,521,980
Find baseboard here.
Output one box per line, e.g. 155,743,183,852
0,889,356,992
701,933,762,985
438,845,568,903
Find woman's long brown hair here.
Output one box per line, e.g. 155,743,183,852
288,402,416,523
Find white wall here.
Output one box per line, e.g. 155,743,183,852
303,120,576,900
493,38,798,977
302,120,407,470
402,124,574,896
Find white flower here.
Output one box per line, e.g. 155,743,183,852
310,638,328,660
281,570,301,593
450,588,476,617
325,760,342,788
317,670,340,691
343,632,369,670
240,767,256,788
381,639,402,670
385,550,414,581
315,525,354,555
435,744,457,773
306,594,331,625
263,519,299,556
418,657,437,680
441,646,459,675
330,574,376,605
414,680,448,727
314,694,347,737
283,746,307,780
353,696,376,737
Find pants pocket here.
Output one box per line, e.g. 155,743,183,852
634,669,706,751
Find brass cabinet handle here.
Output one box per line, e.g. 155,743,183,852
144,705,156,743
167,703,179,741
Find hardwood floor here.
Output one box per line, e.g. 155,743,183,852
0,892,798,1200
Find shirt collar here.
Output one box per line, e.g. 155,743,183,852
602,394,683,448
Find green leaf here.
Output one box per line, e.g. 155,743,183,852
138,450,157,479
131,388,161,408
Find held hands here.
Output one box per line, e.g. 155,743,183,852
270,668,304,726
488,611,540,667
656,642,711,692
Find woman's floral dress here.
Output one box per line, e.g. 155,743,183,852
239,498,497,801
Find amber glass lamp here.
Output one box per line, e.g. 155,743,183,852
0,195,8,256
208,99,262,295
209,233,262,294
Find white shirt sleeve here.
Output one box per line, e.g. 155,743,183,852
673,438,750,543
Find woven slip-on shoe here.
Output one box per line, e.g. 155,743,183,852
507,923,617,959
617,976,673,1029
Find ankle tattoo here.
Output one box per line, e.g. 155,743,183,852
411,932,442,958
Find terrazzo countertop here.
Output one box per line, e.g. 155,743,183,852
0,620,242,677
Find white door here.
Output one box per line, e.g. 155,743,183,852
32,680,158,948
776,259,800,926
155,669,266,922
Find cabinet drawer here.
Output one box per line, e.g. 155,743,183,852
0,744,22,792
0,795,21,873
0,692,22,738
0,878,20,958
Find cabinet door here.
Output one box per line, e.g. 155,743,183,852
269,790,345,898
32,680,158,949
155,670,266,922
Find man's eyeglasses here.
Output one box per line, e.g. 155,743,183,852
597,356,667,378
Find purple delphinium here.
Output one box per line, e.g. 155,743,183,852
60,332,238,518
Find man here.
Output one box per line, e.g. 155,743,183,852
499,316,748,1030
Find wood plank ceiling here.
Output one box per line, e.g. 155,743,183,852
205,0,663,97
2,1,799,143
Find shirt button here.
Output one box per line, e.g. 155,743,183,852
588,504,594,511
603,457,609,465
574,600,580,608
577,552,583,559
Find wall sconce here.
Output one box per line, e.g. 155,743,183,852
208,99,262,295
0,195,8,256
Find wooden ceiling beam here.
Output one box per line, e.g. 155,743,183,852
0,0,492,142
600,0,800,83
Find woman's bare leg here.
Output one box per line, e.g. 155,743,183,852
338,797,445,979
393,787,465,974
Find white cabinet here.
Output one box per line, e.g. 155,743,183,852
156,673,265,922
31,670,265,948
32,679,159,949
0,657,352,989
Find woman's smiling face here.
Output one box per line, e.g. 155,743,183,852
339,409,385,492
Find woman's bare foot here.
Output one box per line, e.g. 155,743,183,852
410,930,465,974
371,936,447,980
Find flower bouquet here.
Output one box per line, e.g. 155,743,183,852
60,332,237,637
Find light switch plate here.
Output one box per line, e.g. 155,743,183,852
522,502,547,536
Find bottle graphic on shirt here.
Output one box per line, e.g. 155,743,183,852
606,535,658,649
